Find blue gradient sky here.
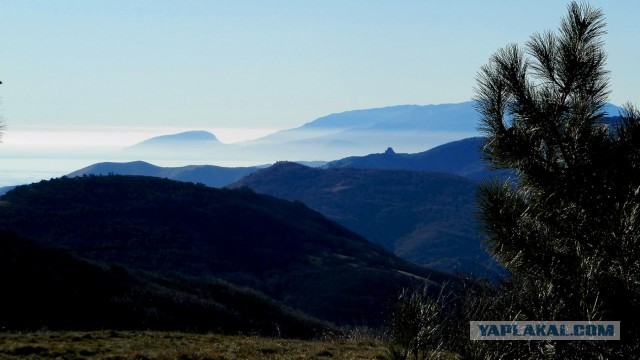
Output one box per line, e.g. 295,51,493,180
2,1,640,144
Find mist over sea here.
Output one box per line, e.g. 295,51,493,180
0,104,491,188
0,127,278,187
0,146,266,187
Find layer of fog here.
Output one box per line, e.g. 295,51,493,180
1,128,478,187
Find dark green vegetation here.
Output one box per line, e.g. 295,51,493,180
391,3,640,358
68,160,261,188
0,175,451,331
231,162,495,275
474,1,640,356
0,229,329,337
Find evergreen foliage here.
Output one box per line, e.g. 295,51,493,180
388,285,451,360
390,3,640,358
474,1,640,357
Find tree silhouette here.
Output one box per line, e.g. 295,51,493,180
475,1,640,357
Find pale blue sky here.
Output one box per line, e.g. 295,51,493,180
2,1,640,143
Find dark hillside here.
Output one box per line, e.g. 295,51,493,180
0,175,450,326
231,162,496,274
68,161,260,188
0,229,331,337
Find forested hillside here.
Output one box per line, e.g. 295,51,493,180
0,230,331,336
232,162,496,274
0,175,451,327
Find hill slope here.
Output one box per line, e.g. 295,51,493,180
240,102,481,160
322,115,622,180
231,162,495,274
298,102,479,131
0,229,330,337
0,175,450,326
68,161,261,188
325,137,499,180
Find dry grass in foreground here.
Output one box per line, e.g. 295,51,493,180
0,330,390,360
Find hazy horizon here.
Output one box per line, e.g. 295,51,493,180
2,1,639,186
0,99,629,188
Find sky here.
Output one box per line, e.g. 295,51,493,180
2,0,640,147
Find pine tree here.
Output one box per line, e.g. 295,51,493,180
475,2,640,357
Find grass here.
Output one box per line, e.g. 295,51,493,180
0,330,390,360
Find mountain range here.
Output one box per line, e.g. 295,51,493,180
123,102,484,163
68,161,263,188
231,162,497,275
0,175,451,328
245,102,481,155
123,102,624,164
65,137,501,273
324,137,495,180
1,101,625,335
70,136,495,187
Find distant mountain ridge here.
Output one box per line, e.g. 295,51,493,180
325,137,498,180
118,102,483,164
323,113,626,180
133,130,221,146
242,102,482,159
299,102,480,131
120,102,625,164
68,161,262,188
125,130,226,160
